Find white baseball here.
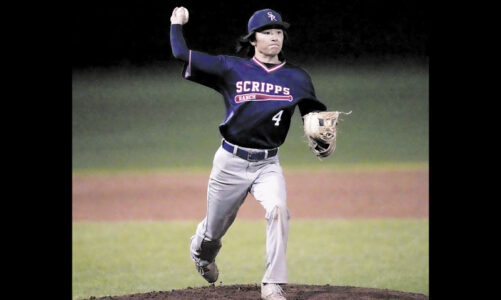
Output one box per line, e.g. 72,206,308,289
176,7,189,23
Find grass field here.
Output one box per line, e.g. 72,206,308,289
72,219,428,300
72,59,428,172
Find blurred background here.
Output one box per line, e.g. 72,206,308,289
72,0,429,171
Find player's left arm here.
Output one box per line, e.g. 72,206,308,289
298,100,327,117
296,71,327,117
295,70,352,158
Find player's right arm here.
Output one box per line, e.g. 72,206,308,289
170,23,190,61
170,7,190,61
170,7,226,79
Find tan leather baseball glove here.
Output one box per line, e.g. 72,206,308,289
303,111,352,158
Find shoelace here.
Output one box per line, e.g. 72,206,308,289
197,266,209,275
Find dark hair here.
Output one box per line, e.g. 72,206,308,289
235,32,256,58
235,26,289,60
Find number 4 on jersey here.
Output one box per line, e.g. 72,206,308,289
272,110,284,126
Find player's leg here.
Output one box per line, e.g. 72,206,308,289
190,146,251,271
250,158,289,284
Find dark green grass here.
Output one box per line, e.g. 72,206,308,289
72,59,428,171
72,219,428,299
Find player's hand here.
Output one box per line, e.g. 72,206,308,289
171,7,189,25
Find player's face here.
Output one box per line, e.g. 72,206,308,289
252,28,284,58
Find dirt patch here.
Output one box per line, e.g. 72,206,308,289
72,169,428,221
73,169,428,299
84,284,429,299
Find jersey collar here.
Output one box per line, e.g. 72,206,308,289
252,56,286,73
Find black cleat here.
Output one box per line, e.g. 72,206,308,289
195,261,219,283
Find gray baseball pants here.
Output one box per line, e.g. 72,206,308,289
190,143,289,284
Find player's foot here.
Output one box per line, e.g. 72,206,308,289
261,283,286,300
195,261,219,283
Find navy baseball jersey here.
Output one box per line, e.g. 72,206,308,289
171,24,327,149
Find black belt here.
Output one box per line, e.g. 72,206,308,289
222,140,278,162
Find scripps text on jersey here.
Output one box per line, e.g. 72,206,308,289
235,80,292,103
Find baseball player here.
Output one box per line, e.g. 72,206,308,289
170,7,328,300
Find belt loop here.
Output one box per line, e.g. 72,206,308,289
232,143,238,155
264,149,268,159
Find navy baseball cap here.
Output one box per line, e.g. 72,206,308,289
243,9,290,40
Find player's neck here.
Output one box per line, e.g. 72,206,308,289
253,53,281,64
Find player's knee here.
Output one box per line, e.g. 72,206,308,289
266,204,289,221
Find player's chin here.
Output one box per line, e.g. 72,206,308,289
268,46,282,55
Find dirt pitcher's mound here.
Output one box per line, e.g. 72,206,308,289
86,284,429,299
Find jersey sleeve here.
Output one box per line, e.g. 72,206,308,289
170,24,227,90
297,71,327,116
170,24,190,61
182,50,227,90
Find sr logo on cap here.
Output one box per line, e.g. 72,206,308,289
243,9,290,40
